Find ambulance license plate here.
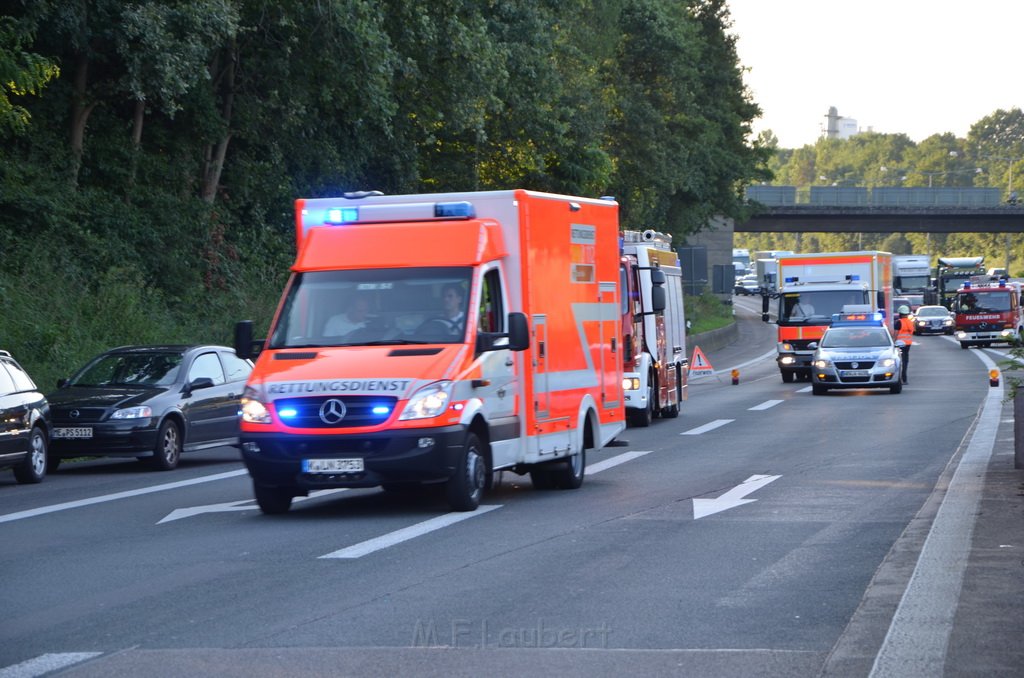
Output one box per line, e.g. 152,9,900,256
53,427,93,439
302,458,364,474
841,370,869,378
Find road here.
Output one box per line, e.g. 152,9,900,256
0,297,1020,677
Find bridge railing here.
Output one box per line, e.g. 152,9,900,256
745,185,1004,207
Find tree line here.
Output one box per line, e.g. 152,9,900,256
740,110,1024,270
1,0,769,385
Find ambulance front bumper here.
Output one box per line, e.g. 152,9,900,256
240,425,468,491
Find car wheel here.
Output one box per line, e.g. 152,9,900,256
811,384,827,395
149,419,182,471
445,433,486,511
13,426,47,484
890,382,903,394
254,484,293,514
549,448,586,490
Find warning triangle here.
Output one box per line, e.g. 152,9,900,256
688,345,714,373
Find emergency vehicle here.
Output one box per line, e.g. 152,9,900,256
620,230,688,427
234,190,626,514
810,310,903,395
952,278,1024,348
762,251,893,383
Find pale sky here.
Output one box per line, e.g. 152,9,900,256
727,0,1024,148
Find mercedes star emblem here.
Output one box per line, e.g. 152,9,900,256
319,398,347,424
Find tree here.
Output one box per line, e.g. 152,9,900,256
0,15,59,134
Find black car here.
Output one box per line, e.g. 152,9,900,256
46,345,252,471
0,350,50,484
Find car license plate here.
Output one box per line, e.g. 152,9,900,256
841,370,869,378
53,427,93,439
302,458,364,474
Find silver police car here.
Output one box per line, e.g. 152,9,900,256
809,314,904,395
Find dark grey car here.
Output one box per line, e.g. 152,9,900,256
46,345,252,471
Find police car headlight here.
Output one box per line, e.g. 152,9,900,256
241,385,271,424
812,359,831,369
878,358,896,368
399,381,453,420
916,320,926,327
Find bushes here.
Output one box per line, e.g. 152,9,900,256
685,290,734,335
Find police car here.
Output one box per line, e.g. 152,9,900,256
809,310,904,395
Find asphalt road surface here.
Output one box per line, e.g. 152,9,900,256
1,298,1020,677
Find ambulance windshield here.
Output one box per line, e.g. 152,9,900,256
780,290,870,324
269,267,473,348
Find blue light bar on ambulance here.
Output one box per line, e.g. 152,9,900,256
301,199,476,231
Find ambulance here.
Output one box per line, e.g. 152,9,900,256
234,190,626,514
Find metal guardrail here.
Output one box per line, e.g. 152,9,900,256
746,185,1005,208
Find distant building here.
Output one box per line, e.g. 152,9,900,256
823,106,858,140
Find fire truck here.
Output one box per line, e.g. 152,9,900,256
620,230,688,427
762,251,893,383
234,190,625,513
952,278,1024,348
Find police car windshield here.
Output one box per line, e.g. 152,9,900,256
268,267,473,349
821,327,891,348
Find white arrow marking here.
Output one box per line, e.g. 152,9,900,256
157,488,350,524
692,474,781,519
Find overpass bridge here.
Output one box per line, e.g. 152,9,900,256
737,185,1024,233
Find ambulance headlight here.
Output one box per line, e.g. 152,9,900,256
780,342,794,352
399,381,453,420
241,386,272,424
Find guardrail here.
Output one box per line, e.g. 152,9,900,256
746,185,1005,208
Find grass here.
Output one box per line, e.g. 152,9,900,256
686,291,735,334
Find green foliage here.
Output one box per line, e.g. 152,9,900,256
0,15,59,133
685,290,735,334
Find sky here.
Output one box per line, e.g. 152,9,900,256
726,1,1024,148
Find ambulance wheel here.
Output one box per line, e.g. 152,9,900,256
812,384,827,395
254,484,293,514
782,371,795,383
550,449,585,490
445,433,485,511
530,466,555,489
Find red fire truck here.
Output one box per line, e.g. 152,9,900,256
952,278,1024,349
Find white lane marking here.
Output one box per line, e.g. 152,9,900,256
693,474,782,519
748,399,783,411
0,652,102,677
320,505,502,559
870,347,1002,676
797,386,812,393
157,488,350,524
0,469,249,524
723,348,779,374
680,419,734,435
587,450,652,474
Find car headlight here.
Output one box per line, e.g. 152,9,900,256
240,385,271,424
110,406,153,419
812,359,831,369
878,358,896,368
943,318,953,326
399,381,453,420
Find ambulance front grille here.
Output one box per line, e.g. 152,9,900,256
274,396,398,428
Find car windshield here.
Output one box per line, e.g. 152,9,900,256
70,352,183,387
821,327,892,348
916,306,949,317
269,267,473,349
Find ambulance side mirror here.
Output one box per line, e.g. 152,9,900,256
761,294,770,322
506,312,530,351
234,320,264,360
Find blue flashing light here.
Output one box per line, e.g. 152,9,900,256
371,405,391,415
785,276,799,283
830,311,884,327
278,407,299,419
325,207,359,224
847,274,861,281
435,201,475,218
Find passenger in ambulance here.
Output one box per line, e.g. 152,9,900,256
324,294,370,338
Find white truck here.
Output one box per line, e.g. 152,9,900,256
621,230,688,426
891,255,932,310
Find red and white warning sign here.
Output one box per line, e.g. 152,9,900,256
688,346,714,375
